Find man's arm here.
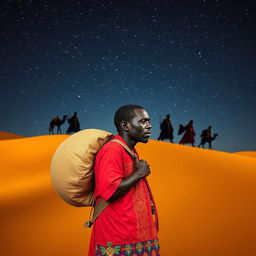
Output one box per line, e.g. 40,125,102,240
108,159,150,202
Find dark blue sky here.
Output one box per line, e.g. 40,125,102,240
1,0,255,152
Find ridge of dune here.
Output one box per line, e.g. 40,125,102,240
234,151,256,158
0,131,25,140
1,134,256,256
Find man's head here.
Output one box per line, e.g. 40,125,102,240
114,104,151,143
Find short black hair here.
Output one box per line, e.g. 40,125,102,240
114,104,144,132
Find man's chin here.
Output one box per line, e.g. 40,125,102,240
141,137,150,143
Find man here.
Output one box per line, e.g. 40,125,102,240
66,112,81,134
89,104,160,256
200,126,212,141
157,114,174,143
198,126,218,149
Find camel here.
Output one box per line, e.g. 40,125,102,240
49,115,67,135
198,133,218,150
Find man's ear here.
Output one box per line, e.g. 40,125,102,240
120,121,129,132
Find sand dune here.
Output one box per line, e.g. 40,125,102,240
234,151,256,158
0,132,256,256
0,131,25,140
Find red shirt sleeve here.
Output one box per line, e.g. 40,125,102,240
94,142,124,202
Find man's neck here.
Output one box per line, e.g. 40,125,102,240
118,133,137,150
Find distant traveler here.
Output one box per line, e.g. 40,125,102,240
66,112,80,134
158,114,174,143
179,120,196,147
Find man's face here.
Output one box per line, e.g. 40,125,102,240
127,109,152,143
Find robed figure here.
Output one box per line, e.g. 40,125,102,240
66,112,81,134
198,125,218,149
157,114,174,143
178,120,196,147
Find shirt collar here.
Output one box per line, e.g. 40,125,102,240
114,134,128,145
113,134,139,157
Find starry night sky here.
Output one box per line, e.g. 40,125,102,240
1,0,255,153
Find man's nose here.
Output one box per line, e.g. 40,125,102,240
146,122,152,129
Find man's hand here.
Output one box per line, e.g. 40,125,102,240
108,158,151,202
135,158,151,178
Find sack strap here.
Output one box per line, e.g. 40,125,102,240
84,198,109,228
110,139,137,160
110,139,159,232
84,139,135,228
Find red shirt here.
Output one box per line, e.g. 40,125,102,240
88,135,158,255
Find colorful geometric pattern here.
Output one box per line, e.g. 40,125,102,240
96,239,160,256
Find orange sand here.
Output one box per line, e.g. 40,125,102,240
234,151,256,158
0,132,256,256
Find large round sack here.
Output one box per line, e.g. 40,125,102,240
50,129,114,207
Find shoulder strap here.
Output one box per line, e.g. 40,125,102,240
84,139,136,228
111,139,159,231
84,198,108,228
112,139,159,232
110,139,137,160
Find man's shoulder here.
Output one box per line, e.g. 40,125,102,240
98,140,125,156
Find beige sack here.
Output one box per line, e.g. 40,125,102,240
50,129,114,207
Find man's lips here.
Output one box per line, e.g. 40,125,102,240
144,132,151,137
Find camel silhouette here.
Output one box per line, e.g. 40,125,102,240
198,133,218,149
49,115,68,135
